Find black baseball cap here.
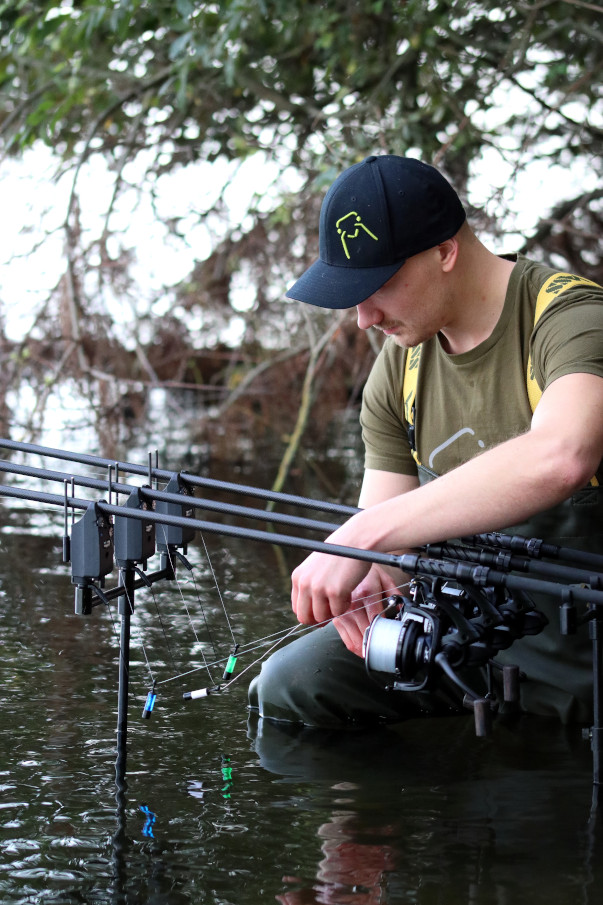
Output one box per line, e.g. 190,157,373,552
285,155,466,309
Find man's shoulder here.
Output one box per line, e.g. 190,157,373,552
513,255,560,294
515,254,602,297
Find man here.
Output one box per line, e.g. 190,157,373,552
248,154,603,728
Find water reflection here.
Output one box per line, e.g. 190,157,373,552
277,812,396,905
249,715,603,905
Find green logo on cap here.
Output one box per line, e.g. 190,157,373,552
335,211,378,259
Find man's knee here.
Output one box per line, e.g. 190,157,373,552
248,623,352,726
247,622,435,728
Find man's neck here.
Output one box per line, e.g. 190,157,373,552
439,245,515,355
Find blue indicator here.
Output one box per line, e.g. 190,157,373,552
142,690,157,719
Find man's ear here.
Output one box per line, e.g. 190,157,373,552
438,237,459,272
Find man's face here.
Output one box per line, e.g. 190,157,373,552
355,247,450,348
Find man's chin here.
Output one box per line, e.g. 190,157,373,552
390,332,413,348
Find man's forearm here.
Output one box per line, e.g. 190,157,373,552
329,427,593,555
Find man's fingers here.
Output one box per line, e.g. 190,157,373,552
291,553,369,625
333,616,354,651
365,595,387,621
333,614,364,656
292,576,345,625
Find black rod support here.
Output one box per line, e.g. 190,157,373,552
397,554,603,608
86,566,174,608
116,567,135,780
590,605,603,785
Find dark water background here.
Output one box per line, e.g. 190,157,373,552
1,451,603,905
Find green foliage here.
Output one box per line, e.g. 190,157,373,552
1,0,600,181
0,0,602,348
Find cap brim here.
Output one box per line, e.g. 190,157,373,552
285,258,405,309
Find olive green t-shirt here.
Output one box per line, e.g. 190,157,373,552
360,255,603,478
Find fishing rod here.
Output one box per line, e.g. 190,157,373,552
2,480,603,608
0,437,360,517
0,458,345,536
1,439,603,785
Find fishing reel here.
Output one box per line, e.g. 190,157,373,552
363,576,548,735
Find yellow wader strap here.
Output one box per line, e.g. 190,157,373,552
403,270,601,482
403,343,422,467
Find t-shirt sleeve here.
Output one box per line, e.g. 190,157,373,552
531,284,603,391
359,340,418,475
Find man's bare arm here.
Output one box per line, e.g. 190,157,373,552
292,372,603,627
357,469,420,508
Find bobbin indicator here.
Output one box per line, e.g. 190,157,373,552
142,683,157,719
183,684,222,700
222,644,239,681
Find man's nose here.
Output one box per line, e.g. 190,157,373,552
356,298,382,331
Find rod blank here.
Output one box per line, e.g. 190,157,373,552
0,438,359,517
2,438,603,608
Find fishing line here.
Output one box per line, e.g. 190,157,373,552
186,560,241,682
165,624,303,687
156,581,403,687
220,623,300,690
183,559,224,658
199,533,238,648
182,624,307,699
163,543,221,688
221,581,411,691
153,622,307,687
142,582,179,675
196,531,242,682
180,579,413,698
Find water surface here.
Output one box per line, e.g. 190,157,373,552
1,494,602,905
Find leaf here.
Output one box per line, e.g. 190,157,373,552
176,0,194,17
169,31,191,61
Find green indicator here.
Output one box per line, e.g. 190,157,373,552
222,755,232,800
223,654,237,680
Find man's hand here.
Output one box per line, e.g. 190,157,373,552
333,565,403,656
290,549,372,626
291,471,418,648
291,556,405,657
